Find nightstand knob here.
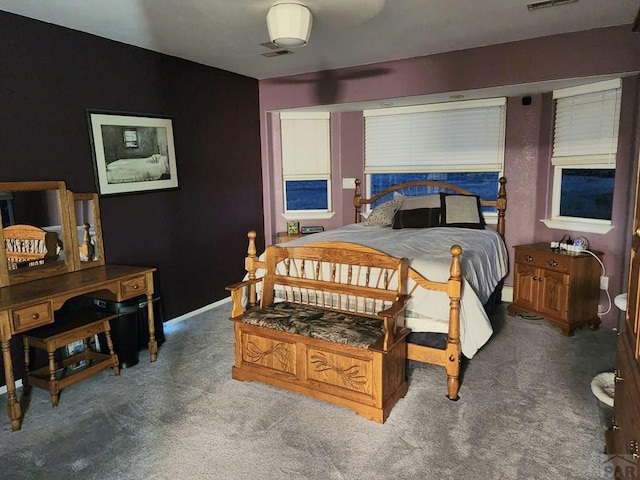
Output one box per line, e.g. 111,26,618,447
631,440,639,460
31,313,39,320
547,259,558,267
525,255,533,262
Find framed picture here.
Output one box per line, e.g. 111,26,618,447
287,221,300,235
87,111,179,195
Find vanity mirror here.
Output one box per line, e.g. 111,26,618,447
0,181,76,287
67,192,105,269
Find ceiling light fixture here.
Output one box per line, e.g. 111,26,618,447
267,3,313,48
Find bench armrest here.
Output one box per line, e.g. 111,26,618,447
225,277,262,319
378,294,410,350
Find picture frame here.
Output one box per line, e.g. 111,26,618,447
287,221,300,235
87,111,179,195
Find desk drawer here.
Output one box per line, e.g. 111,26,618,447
12,302,53,333
120,276,147,299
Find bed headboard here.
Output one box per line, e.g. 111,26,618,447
353,177,507,238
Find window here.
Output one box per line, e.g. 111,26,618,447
364,98,506,215
280,112,332,219
543,79,622,233
123,128,138,148
369,172,500,210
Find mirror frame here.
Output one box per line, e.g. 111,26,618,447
0,181,76,287
67,191,106,270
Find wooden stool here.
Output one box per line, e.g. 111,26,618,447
23,308,120,406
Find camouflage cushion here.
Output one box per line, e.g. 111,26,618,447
242,301,384,349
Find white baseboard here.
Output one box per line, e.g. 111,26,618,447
165,296,231,326
502,285,513,303
0,379,21,396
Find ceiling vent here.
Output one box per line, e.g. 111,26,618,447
527,0,578,11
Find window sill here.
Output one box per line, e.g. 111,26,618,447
282,212,335,221
539,218,614,235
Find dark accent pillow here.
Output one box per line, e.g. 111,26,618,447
439,193,485,229
392,207,441,229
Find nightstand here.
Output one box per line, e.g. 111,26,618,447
507,242,602,336
276,232,305,243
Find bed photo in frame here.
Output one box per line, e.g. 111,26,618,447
87,111,179,195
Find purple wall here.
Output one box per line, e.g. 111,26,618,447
258,25,640,329
0,11,263,383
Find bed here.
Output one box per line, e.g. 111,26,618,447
240,177,507,399
106,154,169,184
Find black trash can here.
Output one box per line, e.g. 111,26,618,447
93,297,140,368
137,293,165,351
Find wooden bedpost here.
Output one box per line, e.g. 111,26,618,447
354,178,363,223
496,177,507,239
246,230,259,308
446,244,462,401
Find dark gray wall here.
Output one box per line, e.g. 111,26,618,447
0,11,264,383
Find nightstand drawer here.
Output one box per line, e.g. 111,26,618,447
12,302,53,333
119,276,147,299
515,247,571,273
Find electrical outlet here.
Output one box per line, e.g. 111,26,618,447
342,177,356,189
600,276,609,290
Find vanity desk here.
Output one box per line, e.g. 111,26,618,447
0,181,159,431
0,265,157,430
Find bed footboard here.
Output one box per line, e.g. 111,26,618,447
405,246,462,400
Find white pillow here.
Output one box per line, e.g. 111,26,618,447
398,194,441,210
364,197,403,226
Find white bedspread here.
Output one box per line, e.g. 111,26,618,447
278,224,509,358
106,154,169,184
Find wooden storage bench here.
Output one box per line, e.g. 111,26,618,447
226,241,411,423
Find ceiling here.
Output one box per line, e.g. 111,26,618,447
0,0,638,80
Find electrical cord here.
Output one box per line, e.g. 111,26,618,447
583,248,612,316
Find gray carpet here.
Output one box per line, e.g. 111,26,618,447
0,302,616,480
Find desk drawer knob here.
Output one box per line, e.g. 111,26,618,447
547,259,558,267
525,255,533,262
133,284,139,289
31,313,39,320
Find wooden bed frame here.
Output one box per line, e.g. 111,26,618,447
237,177,506,400
352,177,507,377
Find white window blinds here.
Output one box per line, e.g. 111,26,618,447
552,79,621,166
280,112,330,177
364,98,506,173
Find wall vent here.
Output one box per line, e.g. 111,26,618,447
527,0,578,11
